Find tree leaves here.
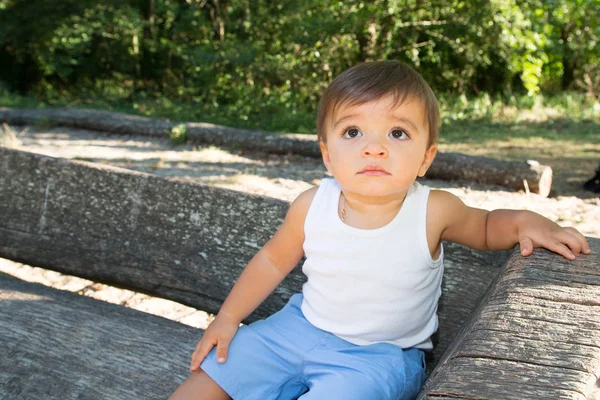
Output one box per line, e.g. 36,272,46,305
0,0,597,119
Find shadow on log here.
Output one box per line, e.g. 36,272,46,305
0,273,197,399
0,107,552,196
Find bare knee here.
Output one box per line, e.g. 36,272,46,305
169,369,230,400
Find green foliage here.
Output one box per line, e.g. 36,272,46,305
33,116,54,129
167,123,187,145
0,0,598,126
5,85,598,138
0,83,39,108
439,91,600,124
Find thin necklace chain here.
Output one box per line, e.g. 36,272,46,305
341,192,406,223
340,192,347,222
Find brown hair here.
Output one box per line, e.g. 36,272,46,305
316,60,440,147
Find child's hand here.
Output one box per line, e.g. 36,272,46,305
517,214,591,260
190,313,240,372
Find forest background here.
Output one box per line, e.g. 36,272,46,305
0,0,598,136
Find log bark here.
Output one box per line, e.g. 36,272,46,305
0,147,506,368
0,107,553,196
428,152,552,197
419,241,600,400
0,272,198,400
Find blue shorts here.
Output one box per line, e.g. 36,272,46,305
201,294,426,400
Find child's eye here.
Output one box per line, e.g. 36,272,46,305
389,129,408,140
343,127,362,139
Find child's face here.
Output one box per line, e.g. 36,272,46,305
319,95,437,199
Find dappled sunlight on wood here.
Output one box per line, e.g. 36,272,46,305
0,258,212,330
0,288,50,302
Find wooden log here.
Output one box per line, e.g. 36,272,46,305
0,147,507,368
421,358,593,400
0,106,317,157
0,107,553,195
419,241,600,400
428,152,552,198
0,147,297,320
0,272,197,399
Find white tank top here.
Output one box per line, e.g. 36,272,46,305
300,178,444,349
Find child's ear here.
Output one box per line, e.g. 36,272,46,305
319,141,332,172
418,144,437,177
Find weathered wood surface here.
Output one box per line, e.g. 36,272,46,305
0,107,552,195
2,147,599,399
419,242,600,400
0,146,506,368
0,146,296,320
0,272,197,400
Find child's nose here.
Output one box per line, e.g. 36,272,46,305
362,142,388,158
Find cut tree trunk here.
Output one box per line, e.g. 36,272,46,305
0,273,197,400
0,107,552,196
1,148,598,399
430,152,552,197
0,146,507,369
419,243,600,399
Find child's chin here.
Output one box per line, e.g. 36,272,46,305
355,184,408,198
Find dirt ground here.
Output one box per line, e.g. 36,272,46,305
1,125,599,396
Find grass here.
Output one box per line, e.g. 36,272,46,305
439,119,600,197
2,84,598,163
3,83,598,133
440,119,599,155
0,85,317,135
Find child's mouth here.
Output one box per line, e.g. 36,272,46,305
357,166,391,176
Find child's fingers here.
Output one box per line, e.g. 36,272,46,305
189,340,203,371
519,237,534,256
190,338,215,372
547,240,576,260
215,338,231,364
564,227,591,255
557,230,584,257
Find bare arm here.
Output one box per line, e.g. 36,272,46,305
428,190,590,259
484,209,590,259
217,202,309,323
190,187,316,370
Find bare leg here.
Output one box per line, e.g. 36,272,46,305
169,369,231,400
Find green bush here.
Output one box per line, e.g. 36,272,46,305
1,0,598,113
